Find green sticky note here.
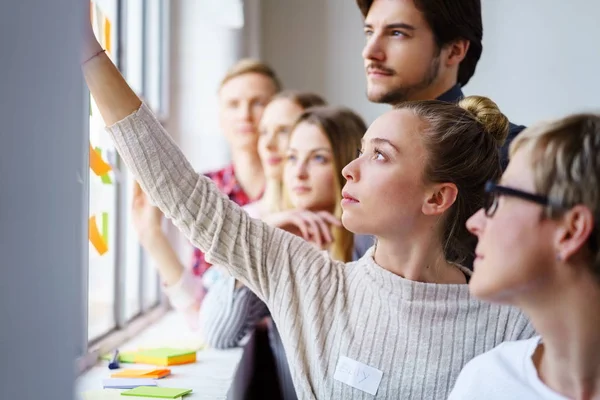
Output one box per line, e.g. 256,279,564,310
94,148,113,184
101,173,113,184
101,351,137,363
101,212,109,243
137,348,195,358
121,386,192,398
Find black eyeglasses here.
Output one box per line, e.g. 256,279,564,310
484,181,552,217
484,181,598,253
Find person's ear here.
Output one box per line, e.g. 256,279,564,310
554,205,595,262
422,183,458,216
442,39,470,68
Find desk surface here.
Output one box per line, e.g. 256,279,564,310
76,312,246,399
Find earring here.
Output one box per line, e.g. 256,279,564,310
556,254,562,262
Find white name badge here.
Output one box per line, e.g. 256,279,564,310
333,356,384,396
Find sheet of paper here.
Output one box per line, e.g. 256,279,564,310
102,378,157,389
81,389,123,400
333,355,384,396
82,389,181,400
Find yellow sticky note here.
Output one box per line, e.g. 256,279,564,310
103,16,112,54
89,215,108,255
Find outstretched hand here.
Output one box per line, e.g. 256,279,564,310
265,210,342,249
131,181,164,245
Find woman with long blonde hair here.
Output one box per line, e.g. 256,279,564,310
198,105,368,400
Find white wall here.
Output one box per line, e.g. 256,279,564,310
0,0,85,398
166,0,251,262
465,0,600,125
168,0,243,174
260,0,600,126
260,0,388,124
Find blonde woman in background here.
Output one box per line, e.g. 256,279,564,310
205,105,370,400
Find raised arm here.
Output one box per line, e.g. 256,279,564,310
81,18,141,126
81,20,341,308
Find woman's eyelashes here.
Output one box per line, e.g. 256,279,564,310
356,147,386,161
373,147,386,161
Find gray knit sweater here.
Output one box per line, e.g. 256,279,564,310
107,104,535,399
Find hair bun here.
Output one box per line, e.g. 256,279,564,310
458,95,510,145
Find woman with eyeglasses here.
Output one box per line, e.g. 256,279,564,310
80,19,535,397
450,114,600,400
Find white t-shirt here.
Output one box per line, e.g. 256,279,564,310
449,336,569,400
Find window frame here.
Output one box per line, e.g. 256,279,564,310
79,0,172,373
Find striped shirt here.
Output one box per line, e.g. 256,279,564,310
108,103,536,399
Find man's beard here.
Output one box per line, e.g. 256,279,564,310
368,54,441,105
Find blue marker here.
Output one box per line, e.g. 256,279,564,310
108,349,120,370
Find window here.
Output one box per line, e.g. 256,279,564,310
86,0,170,348
88,0,120,341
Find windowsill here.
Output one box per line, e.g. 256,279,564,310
76,311,253,399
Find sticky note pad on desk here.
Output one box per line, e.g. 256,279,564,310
121,386,192,398
101,351,138,363
81,389,124,400
102,378,157,389
111,369,171,379
134,348,196,366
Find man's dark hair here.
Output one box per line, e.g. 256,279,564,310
357,0,483,86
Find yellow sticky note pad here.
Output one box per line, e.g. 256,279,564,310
134,348,196,366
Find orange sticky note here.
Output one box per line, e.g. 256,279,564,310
90,144,112,176
103,16,112,54
111,369,171,379
89,215,108,255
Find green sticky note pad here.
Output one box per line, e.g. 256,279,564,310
121,386,192,398
137,348,195,357
101,351,137,363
